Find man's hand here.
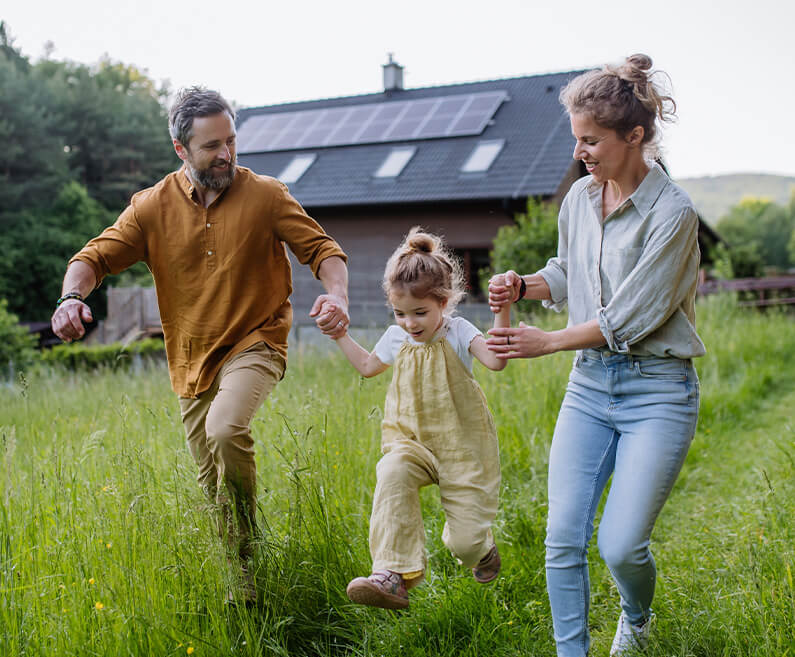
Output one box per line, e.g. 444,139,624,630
51,300,93,343
309,294,350,339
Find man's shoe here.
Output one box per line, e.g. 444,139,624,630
225,561,257,608
472,544,501,583
610,611,654,655
346,570,409,609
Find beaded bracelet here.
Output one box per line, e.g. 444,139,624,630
515,278,527,303
56,292,84,307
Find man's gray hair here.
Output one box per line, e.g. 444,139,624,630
168,87,235,148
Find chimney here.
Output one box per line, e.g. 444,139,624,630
382,53,404,92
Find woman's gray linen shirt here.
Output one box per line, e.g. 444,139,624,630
538,162,706,359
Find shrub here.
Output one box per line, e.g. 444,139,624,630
38,337,165,370
709,241,765,279
481,197,559,312
0,297,37,375
488,198,559,277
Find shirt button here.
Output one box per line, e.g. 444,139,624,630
207,250,213,255
206,223,211,228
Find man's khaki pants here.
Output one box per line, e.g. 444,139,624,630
179,342,284,558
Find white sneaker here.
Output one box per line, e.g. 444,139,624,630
610,611,654,655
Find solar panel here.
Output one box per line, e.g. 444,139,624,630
237,90,507,154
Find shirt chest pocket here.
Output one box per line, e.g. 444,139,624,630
600,246,643,288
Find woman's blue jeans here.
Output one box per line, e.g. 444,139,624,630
545,349,700,657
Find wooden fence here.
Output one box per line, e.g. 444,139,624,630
698,275,795,307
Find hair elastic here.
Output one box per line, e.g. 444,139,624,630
515,278,527,302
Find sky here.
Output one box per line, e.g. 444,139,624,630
3,0,794,180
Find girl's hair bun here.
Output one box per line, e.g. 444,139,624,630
383,226,465,311
406,230,436,254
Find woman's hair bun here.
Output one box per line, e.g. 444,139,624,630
625,53,653,72
616,54,653,87
559,52,675,160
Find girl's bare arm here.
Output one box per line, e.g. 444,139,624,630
469,305,510,371
334,333,390,378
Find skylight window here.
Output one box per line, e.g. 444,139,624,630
374,147,416,178
278,154,316,184
461,139,504,173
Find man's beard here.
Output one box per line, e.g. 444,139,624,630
189,156,237,191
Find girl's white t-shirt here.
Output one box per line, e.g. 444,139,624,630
373,316,482,372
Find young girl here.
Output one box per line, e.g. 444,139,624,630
332,227,510,610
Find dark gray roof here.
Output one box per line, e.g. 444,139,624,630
236,70,586,208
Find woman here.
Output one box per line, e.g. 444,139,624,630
487,54,704,657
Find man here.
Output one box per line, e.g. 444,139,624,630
51,87,349,603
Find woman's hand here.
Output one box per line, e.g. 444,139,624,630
488,270,522,313
486,321,553,359
488,319,606,359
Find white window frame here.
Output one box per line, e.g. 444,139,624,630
278,154,317,184
374,146,417,178
460,139,505,173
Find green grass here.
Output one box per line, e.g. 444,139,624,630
1,295,793,656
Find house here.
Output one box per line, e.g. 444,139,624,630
86,58,724,346
236,56,588,326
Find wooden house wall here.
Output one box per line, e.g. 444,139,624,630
288,201,517,326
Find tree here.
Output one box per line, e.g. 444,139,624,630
0,21,29,72
709,242,765,280
0,182,112,320
0,25,176,320
486,197,559,290
0,32,69,218
716,197,795,271
35,55,178,211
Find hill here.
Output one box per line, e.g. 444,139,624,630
675,173,795,226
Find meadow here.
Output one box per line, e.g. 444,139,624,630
1,295,793,657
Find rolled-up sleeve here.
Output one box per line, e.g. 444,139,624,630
273,182,347,277
598,207,700,352
68,206,146,286
538,194,570,312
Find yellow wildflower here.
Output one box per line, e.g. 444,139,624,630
95,602,104,610
187,647,195,655
88,578,95,585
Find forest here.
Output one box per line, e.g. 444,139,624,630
0,21,177,322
